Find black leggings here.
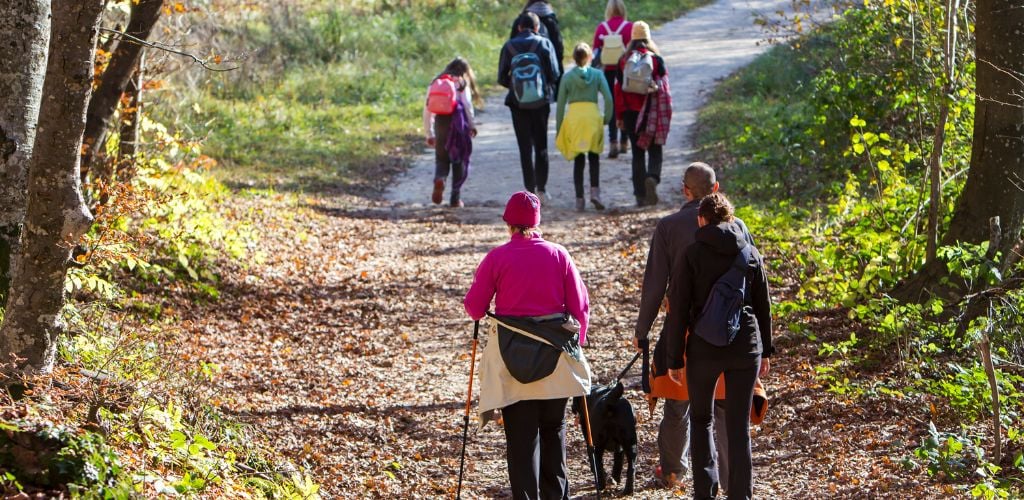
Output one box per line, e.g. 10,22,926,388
573,153,599,199
510,105,551,193
686,341,760,500
603,70,619,143
503,398,570,500
622,109,663,198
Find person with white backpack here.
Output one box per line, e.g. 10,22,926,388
592,0,632,159
613,21,668,207
423,57,481,207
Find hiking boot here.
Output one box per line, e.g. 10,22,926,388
608,143,620,159
431,178,444,205
590,186,605,211
620,140,630,155
575,198,585,211
654,465,678,489
645,177,659,206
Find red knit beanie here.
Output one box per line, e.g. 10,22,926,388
503,191,541,227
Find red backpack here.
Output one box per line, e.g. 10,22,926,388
426,75,459,115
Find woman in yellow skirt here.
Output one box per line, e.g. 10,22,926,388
556,43,614,211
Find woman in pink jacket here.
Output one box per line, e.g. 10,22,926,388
464,191,591,499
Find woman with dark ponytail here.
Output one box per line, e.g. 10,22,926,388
664,193,775,499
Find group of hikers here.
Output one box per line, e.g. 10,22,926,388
423,0,670,209
428,1,776,499
463,165,774,499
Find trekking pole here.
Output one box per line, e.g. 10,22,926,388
456,320,480,500
580,395,602,499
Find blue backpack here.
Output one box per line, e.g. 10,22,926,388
692,246,754,346
508,40,547,109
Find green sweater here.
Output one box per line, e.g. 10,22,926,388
556,66,613,132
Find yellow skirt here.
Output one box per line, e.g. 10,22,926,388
556,102,605,161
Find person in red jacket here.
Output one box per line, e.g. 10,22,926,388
614,21,667,207
592,0,632,159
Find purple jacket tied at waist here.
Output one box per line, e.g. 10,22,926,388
447,100,473,190
464,233,590,344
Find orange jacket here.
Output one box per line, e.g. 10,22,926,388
647,332,769,424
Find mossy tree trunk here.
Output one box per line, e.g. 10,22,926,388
0,0,50,302
894,0,1024,303
81,0,164,180
0,0,104,374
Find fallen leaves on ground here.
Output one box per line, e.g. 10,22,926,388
166,192,952,498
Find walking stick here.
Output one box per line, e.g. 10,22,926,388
580,395,602,499
456,320,480,500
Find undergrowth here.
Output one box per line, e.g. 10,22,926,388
697,1,1022,497
0,112,314,496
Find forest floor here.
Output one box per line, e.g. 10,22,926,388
174,0,959,498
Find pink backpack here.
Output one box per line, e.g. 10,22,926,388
426,75,458,115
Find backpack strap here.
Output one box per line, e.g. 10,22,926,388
601,21,612,36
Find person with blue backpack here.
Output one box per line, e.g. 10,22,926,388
663,192,774,500
498,12,561,199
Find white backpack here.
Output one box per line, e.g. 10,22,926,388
622,50,655,94
599,21,626,66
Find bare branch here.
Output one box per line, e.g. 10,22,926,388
97,27,238,72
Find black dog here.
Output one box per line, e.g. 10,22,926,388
572,381,638,494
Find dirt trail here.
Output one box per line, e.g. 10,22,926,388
386,0,805,211
183,1,949,498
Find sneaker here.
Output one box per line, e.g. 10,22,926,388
654,465,678,489
450,199,464,208
645,177,659,206
537,190,550,203
589,186,605,211
431,179,444,205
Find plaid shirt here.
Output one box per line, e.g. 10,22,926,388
637,75,672,149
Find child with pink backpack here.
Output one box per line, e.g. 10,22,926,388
423,57,481,207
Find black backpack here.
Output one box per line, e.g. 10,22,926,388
692,246,754,346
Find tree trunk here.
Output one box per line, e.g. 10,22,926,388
81,0,164,178
0,0,104,374
0,0,50,301
894,0,1024,303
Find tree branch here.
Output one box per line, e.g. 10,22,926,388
97,27,238,72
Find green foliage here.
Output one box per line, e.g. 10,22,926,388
0,423,134,496
697,2,1021,495
914,421,985,482
171,0,710,189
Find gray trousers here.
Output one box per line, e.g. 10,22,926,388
659,398,729,480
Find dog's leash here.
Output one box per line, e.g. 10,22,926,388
613,351,641,384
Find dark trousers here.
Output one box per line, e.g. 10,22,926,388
622,109,663,198
510,105,551,193
572,153,599,198
432,114,465,203
502,398,570,500
603,70,619,143
686,343,760,500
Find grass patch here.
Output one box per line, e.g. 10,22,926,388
167,0,712,192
